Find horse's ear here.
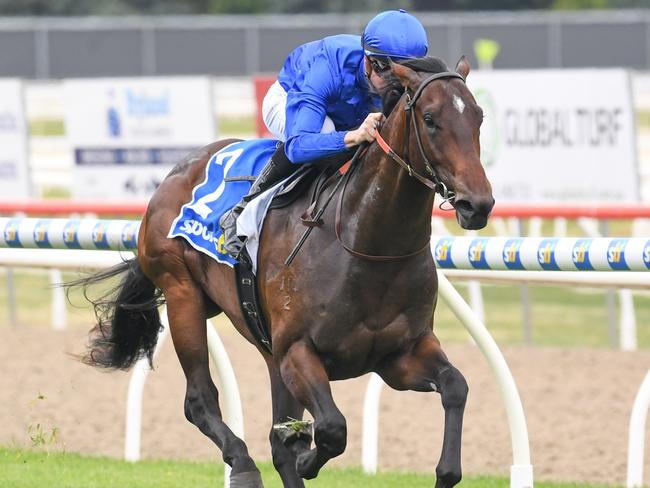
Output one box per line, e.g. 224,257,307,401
455,55,471,79
390,61,421,91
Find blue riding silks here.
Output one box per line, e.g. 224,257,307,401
168,138,279,267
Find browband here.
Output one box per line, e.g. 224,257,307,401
405,71,466,110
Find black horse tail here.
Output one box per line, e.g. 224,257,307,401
66,258,165,370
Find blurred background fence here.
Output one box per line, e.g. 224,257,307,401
4,10,650,79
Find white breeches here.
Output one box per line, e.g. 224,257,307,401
262,80,336,141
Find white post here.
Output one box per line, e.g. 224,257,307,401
491,217,509,236
49,268,67,330
577,218,638,351
432,217,485,329
512,218,532,345
467,280,485,324
553,217,567,237
627,369,650,488
576,217,600,237
123,310,244,488
361,372,385,474
465,230,485,326
124,309,170,462
206,319,245,488
619,290,638,351
6,268,16,325
437,271,533,488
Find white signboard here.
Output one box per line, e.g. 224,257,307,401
0,80,31,197
468,69,638,203
64,77,216,200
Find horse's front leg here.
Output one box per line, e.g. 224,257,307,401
266,360,307,488
163,280,263,487
376,332,468,488
277,341,347,480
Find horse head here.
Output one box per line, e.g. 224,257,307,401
387,56,495,230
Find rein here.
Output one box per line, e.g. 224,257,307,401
285,70,467,265
334,155,431,262
398,70,465,201
335,70,466,262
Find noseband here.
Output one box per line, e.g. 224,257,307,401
333,71,468,262
287,70,471,265
375,70,466,203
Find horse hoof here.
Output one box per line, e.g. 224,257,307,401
273,418,313,447
295,450,320,480
229,470,264,488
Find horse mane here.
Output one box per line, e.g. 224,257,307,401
400,56,449,74
380,56,450,116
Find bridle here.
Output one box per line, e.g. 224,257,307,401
335,70,467,262
285,68,473,266
376,70,466,203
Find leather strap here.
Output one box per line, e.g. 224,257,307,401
405,71,465,110
332,71,465,262
234,262,272,354
375,131,438,191
334,157,430,262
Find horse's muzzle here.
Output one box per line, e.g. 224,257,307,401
454,196,495,230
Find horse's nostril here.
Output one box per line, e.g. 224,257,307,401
454,199,473,216
475,197,495,216
455,198,494,217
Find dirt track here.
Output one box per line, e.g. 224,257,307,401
1,325,649,486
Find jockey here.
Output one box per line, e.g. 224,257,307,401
220,9,429,258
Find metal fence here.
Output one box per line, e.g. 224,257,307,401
2,10,650,78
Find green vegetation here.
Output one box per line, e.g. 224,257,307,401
433,282,650,348
0,269,115,329
0,448,623,488
0,268,648,350
29,119,65,137
30,116,255,139
552,0,610,8
219,116,257,136
637,111,650,129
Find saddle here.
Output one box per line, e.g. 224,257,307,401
234,154,350,355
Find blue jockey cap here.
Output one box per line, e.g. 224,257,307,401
362,9,428,59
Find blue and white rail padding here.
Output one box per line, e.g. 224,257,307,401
0,218,140,251
432,236,650,272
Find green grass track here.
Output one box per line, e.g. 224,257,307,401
0,448,622,488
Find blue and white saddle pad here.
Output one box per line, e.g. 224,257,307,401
168,139,284,269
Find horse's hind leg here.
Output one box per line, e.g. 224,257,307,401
267,362,307,488
376,333,468,488
278,341,347,480
164,283,262,487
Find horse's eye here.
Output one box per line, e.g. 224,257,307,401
423,113,436,129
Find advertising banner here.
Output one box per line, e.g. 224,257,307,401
63,77,215,200
0,80,30,197
468,69,638,203
253,76,276,138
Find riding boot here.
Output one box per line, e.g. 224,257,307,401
219,143,296,259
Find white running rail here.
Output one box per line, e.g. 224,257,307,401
124,307,244,488
627,369,650,488
362,270,534,488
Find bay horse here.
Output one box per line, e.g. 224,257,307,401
74,56,493,487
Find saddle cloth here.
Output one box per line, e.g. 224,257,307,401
168,139,289,271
